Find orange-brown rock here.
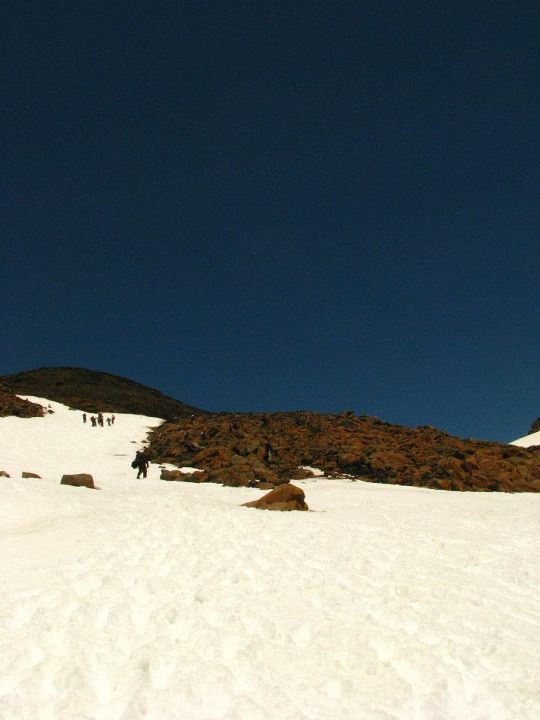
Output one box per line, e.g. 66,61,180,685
161,468,205,482
207,465,255,487
243,484,308,511
190,446,233,469
60,473,94,489
0,470,11,477
22,471,41,478
161,469,183,480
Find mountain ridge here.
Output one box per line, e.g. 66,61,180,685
2,366,540,492
0,367,204,420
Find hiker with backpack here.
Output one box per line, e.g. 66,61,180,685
132,449,149,479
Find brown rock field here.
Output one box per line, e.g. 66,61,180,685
147,411,540,492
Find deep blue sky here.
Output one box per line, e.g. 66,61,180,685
2,1,539,441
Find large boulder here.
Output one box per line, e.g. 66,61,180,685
243,483,309,511
22,471,41,478
60,474,95,489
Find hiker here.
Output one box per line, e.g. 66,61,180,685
82,413,87,424
133,449,149,479
91,416,97,427
111,415,115,425
97,412,104,427
106,417,111,426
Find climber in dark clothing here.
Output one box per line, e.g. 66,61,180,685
133,449,149,479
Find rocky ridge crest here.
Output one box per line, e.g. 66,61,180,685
0,367,203,420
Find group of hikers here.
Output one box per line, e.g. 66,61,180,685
82,412,115,427
81,408,276,481
81,410,149,479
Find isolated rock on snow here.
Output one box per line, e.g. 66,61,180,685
243,484,309,511
0,470,11,477
60,473,95,489
22,471,41,478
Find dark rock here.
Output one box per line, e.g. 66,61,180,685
0,367,203,420
22,471,41,478
0,470,10,477
0,385,44,418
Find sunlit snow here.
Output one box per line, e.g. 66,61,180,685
1,398,539,719
510,429,540,448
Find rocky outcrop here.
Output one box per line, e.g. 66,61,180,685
0,470,10,477
22,471,41,478
155,443,282,488
60,474,95,489
243,484,309,511
0,385,44,418
148,411,540,492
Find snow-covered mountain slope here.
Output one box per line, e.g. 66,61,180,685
1,399,539,720
510,429,540,448
0,396,164,483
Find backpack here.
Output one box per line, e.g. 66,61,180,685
131,459,138,468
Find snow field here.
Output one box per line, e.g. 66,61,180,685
0,400,539,719
510,428,540,448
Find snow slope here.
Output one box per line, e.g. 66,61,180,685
510,429,540,448
1,399,539,720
